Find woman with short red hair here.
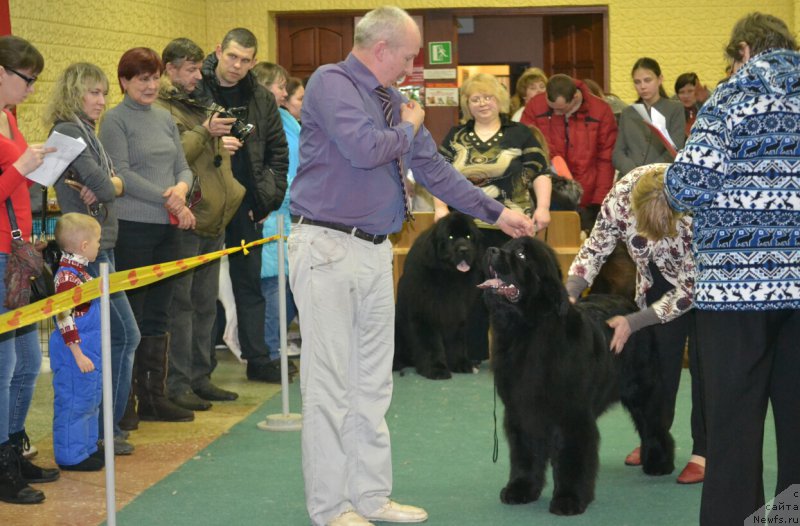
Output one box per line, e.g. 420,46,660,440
99,47,196,426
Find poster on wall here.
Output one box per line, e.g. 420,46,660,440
425,86,459,107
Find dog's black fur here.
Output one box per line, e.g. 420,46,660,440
482,237,674,515
394,212,483,380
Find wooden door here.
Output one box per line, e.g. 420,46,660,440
277,15,355,80
543,14,606,89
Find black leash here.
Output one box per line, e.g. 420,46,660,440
492,377,499,463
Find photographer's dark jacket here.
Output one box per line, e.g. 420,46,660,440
195,53,288,221
154,79,245,238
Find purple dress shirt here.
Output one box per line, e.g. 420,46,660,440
290,53,505,235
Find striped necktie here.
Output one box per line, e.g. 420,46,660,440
375,86,414,222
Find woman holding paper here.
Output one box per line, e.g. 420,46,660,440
46,62,140,455
613,58,686,177
99,47,195,425
0,34,60,505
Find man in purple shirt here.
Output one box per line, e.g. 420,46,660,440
289,6,534,526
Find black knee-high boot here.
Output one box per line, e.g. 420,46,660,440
136,334,194,422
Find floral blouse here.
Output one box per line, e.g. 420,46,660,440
568,164,695,324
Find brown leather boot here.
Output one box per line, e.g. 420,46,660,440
136,334,194,422
118,360,139,431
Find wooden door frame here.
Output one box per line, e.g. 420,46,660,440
449,6,609,91
276,7,609,90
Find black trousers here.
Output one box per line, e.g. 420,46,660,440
696,309,800,526
646,263,706,457
115,220,179,336
225,204,269,362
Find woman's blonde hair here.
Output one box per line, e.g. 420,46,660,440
252,62,287,89
631,165,681,240
55,213,101,253
459,73,510,122
45,62,108,124
511,67,547,113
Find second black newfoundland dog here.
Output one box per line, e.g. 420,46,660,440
481,237,674,515
394,212,482,379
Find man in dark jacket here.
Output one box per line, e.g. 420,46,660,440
155,38,246,408
194,27,289,383
521,75,617,230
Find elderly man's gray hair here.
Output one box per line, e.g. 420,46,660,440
354,6,415,49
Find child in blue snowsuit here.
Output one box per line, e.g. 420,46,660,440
49,213,104,471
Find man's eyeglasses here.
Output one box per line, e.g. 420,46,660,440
468,95,495,105
5,67,37,87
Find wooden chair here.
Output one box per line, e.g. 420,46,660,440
390,212,435,298
389,210,583,296
537,211,583,281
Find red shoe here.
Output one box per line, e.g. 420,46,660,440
624,446,641,466
676,461,705,484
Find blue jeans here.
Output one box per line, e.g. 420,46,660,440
0,253,41,443
87,249,140,439
260,276,297,361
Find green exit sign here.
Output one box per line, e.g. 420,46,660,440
428,41,452,65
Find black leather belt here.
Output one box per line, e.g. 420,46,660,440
291,215,388,244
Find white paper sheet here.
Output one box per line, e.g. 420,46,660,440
25,131,86,186
631,103,677,150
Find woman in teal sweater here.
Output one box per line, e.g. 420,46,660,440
261,76,304,363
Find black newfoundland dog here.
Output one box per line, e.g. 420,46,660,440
481,237,674,515
393,212,482,380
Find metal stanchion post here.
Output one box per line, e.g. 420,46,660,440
100,263,116,525
259,215,301,431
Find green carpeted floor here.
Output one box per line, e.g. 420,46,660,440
111,368,777,526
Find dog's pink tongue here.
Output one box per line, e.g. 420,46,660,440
457,261,471,272
478,278,503,289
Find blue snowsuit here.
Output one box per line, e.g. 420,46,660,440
49,266,102,466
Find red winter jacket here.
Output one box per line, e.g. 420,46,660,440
521,80,618,206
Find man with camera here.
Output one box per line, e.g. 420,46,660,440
154,38,246,408
193,28,289,383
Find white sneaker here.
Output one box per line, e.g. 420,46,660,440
327,510,374,526
22,442,38,459
287,341,301,357
364,501,428,523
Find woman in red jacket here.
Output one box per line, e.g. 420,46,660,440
0,35,59,505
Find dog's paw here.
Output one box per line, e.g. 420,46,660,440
422,367,452,380
641,446,675,476
642,457,674,476
500,480,540,505
549,494,587,516
450,359,475,374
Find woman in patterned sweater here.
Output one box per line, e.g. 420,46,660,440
567,163,706,485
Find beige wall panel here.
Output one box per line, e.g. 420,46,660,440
8,0,797,142
10,0,207,142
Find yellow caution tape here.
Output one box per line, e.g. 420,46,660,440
0,235,280,335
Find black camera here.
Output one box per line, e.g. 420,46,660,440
212,104,255,143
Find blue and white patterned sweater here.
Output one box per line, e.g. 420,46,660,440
665,49,800,311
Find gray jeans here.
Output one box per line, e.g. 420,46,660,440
167,230,224,395
289,223,395,526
